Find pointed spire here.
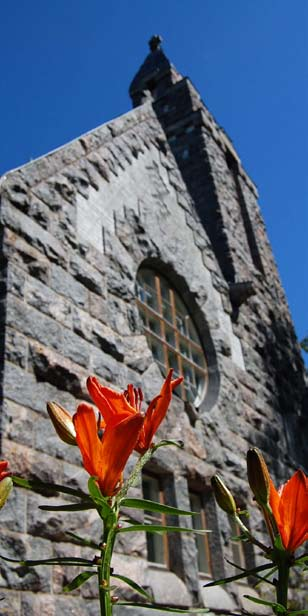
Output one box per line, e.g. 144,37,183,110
148,34,163,52
129,36,182,107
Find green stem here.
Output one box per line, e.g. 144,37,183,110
276,559,289,609
98,514,118,616
116,449,153,502
234,514,270,553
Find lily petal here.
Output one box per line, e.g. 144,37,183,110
278,470,308,552
73,402,144,496
99,413,144,496
137,370,183,453
87,376,135,423
269,479,282,527
73,403,102,479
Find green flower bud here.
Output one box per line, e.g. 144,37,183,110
246,448,270,506
0,476,13,509
211,474,237,515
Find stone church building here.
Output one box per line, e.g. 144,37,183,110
0,37,307,614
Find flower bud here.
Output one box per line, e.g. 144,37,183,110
47,402,77,446
0,476,13,509
211,474,237,515
246,448,270,506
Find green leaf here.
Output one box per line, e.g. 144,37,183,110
288,611,308,615
121,498,196,517
88,476,104,501
63,570,96,592
39,503,95,512
65,531,100,550
112,574,154,601
243,595,287,612
117,524,210,535
116,603,209,613
11,475,88,499
229,533,248,543
295,555,308,566
87,477,112,518
203,563,273,587
224,558,277,587
0,554,95,567
152,440,184,451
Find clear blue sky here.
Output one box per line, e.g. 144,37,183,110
1,1,307,361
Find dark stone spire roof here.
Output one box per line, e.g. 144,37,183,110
129,36,182,107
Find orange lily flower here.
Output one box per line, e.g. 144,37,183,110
87,369,183,455
0,460,13,510
0,460,11,481
269,469,308,553
73,403,144,497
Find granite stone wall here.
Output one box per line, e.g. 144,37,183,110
0,86,306,614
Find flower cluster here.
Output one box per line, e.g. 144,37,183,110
212,447,308,556
47,369,182,496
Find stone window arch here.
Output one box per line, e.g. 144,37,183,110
136,260,219,411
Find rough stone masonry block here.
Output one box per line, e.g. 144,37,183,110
2,439,65,485
89,345,128,386
61,328,91,368
3,363,76,415
54,595,100,616
50,264,89,309
28,341,87,398
0,487,27,534
2,397,80,467
21,593,55,616
3,228,50,284
6,294,63,354
0,589,21,616
1,202,68,267
0,531,52,592
5,327,28,369
69,253,106,296
2,399,34,450
24,276,72,329
91,319,124,361
26,492,94,543
6,262,26,298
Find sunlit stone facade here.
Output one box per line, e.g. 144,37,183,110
0,38,306,614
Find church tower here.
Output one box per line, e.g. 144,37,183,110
0,37,306,613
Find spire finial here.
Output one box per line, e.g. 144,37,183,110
148,35,163,52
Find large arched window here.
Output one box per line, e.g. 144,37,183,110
136,268,208,406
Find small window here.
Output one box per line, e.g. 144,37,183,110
142,473,169,566
136,268,208,405
189,492,212,576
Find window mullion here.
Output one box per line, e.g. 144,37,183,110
159,486,170,568
170,288,185,400
200,505,212,575
155,275,169,372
